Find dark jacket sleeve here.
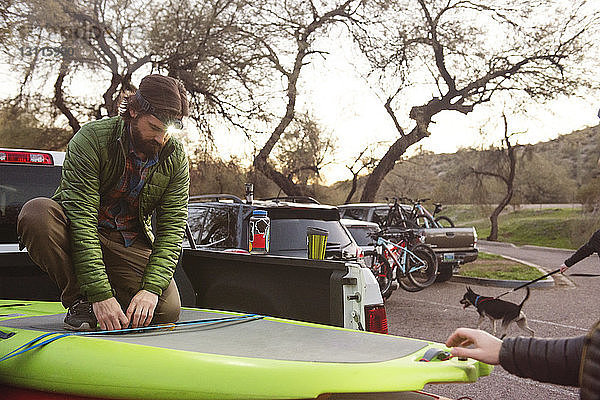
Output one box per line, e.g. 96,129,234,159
565,230,600,267
580,320,600,399
499,335,585,386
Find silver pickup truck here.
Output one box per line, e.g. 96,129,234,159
338,203,478,282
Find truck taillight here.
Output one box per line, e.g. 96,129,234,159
0,151,53,165
365,304,388,334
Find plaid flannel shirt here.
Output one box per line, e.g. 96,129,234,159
98,129,158,247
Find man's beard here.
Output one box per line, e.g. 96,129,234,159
130,119,162,159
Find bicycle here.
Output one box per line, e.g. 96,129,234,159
381,198,419,230
401,197,455,229
369,229,438,299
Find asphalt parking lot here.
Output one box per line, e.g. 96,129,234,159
384,241,600,400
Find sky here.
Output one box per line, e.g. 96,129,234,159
300,65,600,183
290,24,600,184
2,6,599,186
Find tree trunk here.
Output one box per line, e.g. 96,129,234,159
345,174,358,204
487,188,513,241
486,117,516,241
252,48,304,196
360,125,428,202
54,61,81,134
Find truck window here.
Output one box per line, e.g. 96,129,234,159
371,209,388,226
270,219,352,252
0,164,62,243
346,226,378,247
187,206,233,247
343,208,366,221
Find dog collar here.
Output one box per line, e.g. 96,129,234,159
474,295,491,306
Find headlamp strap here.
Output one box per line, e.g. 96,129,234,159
135,90,154,113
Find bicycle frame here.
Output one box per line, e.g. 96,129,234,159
375,236,426,278
384,199,413,228
413,203,437,228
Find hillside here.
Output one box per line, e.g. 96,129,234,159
334,124,600,205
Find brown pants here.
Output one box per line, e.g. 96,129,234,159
17,197,180,323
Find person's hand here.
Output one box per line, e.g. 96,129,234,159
126,290,159,328
92,297,129,331
560,263,569,274
445,327,502,365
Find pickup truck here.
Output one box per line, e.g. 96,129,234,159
338,203,478,282
0,148,387,333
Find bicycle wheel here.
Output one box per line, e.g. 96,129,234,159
414,214,436,229
397,271,424,292
406,244,438,288
435,215,455,228
372,253,395,300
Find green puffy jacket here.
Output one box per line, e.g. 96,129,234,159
53,116,189,303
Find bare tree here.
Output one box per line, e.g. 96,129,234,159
273,112,336,190
149,0,274,140
247,0,363,196
352,0,600,202
470,114,517,241
345,144,379,204
4,0,156,133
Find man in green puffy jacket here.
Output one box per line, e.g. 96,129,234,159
17,74,190,331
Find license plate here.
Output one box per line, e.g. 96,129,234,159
443,253,455,262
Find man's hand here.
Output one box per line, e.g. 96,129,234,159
560,263,569,274
92,297,129,331
445,327,502,365
126,290,159,328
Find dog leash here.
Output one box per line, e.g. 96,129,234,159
495,268,561,299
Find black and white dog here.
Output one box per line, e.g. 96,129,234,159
459,286,535,339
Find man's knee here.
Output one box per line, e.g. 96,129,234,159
18,198,66,238
155,303,181,324
154,281,181,324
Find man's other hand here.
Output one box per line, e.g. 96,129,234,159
126,290,159,328
92,297,129,331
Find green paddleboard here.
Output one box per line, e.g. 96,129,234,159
0,301,492,399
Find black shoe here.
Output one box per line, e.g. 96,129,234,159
64,300,98,331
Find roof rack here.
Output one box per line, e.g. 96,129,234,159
260,196,321,205
189,194,243,204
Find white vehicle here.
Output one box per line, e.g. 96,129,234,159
0,148,387,333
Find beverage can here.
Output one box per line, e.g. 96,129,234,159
249,210,270,254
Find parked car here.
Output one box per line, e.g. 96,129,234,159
340,218,380,268
339,203,478,282
181,194,387,332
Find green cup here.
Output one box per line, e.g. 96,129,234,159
307,227,328,260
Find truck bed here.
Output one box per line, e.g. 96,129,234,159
181,248,351,327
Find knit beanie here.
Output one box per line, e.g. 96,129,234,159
137,74,189,121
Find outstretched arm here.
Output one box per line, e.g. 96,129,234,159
446,328,584,387
563,229,600,268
